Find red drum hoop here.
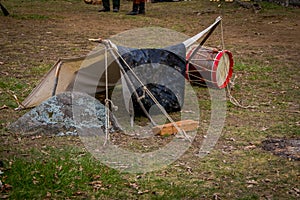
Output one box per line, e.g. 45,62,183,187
186,46,233,89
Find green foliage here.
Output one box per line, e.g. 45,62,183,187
29,63,52,76
4,146,127,199
234,61,272,73
0,77,27,108
260,1,287,10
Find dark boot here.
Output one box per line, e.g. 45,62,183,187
113,7,119,12
127,3,139,15
138,2,145,14
99,7,110,12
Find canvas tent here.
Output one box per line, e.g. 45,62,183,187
20,49,120,109
19,17,230,121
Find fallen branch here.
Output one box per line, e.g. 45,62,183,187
5,90,24,110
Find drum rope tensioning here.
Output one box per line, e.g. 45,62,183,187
186,46,234,89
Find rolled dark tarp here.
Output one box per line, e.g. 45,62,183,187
118,44,186,115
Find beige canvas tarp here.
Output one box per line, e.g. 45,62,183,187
21,46,121,109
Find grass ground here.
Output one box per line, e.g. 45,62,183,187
0,0,299,199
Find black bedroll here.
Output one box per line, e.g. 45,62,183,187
118,44,186,115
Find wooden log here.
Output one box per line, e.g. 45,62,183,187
153,120,199,136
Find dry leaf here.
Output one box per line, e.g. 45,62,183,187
0,105,8,110
46,192,51,198
73,191,86,196
89,181,103,191
129,182,139,190
212,193,221,200
89,180,102,186
138,189,150,195
92,175,101,180
32,176,39,185
246,180,258,185
244,145,256,150
0,194,10,199
31,135,42,140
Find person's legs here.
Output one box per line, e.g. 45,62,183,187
127,0,140,15
112,0,120,12
99,0,110,12
138,0,145,14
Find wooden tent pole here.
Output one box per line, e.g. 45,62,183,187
186,19,221,62
52,60,63,96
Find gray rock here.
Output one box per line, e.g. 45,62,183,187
9,92,120,136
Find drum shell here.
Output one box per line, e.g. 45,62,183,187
186,46,233,89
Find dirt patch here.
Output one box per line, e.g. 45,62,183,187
262,138,300,161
